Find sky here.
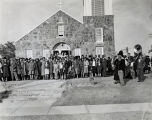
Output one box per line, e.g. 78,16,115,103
0,0,152,54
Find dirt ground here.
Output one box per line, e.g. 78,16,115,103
53,75,152,106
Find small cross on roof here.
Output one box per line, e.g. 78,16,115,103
58,0,63,10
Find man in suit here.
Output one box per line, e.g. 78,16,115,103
136,55,145,82
101,55,107,77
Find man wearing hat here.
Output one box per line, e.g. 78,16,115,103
114,51,126,86
136,55,145,82
118,51,126,85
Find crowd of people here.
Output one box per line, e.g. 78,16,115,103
0,54,113,82
0,53,152,86
113,51,152,86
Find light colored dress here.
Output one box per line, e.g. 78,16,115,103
84,60,89,74
29,61,34,75
45,69,49,75
41,60,45,76
45,62,49,75
53,63,59,79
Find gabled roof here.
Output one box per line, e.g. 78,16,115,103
16,10,82,43
49,10,82,24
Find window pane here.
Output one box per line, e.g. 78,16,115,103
43,49,50,58
73,48,81,57
58,25,64,36
95,28,103,42
96,47,104,55
26,50,33,58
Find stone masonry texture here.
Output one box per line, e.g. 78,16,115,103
15,10,115,58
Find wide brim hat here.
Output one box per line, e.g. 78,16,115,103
118,50,124,57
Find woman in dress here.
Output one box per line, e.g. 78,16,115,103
83,58,89,77
29,59,35,80
59,59,64,79
63,57,69,80
45,60,50,80
53,60,59,80
41,57,45,80
74,58,80,78
34,59,40,80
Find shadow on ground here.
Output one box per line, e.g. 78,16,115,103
121,75,148,86
0,91,12,103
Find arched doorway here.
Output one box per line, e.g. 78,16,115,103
53,42,71,56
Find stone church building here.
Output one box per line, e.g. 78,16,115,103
15,0,115,59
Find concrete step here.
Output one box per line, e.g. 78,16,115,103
1,103,152,120
3,85,65,103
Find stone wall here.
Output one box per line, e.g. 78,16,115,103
15,10,115,58
83,15,115,57
15,10,82,58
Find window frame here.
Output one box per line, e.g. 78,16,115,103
58,25,64,37
95,28,103,43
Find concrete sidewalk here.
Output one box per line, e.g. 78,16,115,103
0,75,152,119
0,103,152,117
0,80,66,117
